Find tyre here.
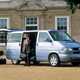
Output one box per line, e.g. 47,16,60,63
49,54,60,67
0,58,6,64
0,59,3,64
71,62,80,66
11,60,20,64
16,60,21,65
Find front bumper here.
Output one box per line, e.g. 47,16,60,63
59,53,80,63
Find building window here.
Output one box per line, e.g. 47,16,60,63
0,18,9,43
0,18,9,29
25,16,39,30
55,16,69,32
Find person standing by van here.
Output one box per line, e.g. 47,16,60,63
21,33,31,66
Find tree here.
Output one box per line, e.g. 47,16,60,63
65,0,80,13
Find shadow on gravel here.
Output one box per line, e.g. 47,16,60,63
20,63,80,68
6,61,80,68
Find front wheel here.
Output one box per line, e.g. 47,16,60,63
49,54,60,67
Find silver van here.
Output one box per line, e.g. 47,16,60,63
6,30,80,66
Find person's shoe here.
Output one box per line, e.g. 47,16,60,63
24,63,30,66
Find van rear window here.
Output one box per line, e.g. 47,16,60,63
7,33,22,42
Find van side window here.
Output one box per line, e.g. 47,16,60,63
38,32,52,42
7,33,22,42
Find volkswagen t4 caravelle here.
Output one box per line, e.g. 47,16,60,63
6,29,80,66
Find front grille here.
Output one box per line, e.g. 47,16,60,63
72,48,80,54
73,52,80,54
73,48,79,50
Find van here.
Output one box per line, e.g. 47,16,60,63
6,30,80,66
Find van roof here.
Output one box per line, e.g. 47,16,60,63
0,29,11,31
7,29,65,33
9,29,48,33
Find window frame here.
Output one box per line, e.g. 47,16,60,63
25,16,39,30
55,16,70,33
0,17,10,29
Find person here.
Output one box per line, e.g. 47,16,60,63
21,33,31,66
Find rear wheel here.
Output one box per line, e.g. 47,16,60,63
49,54,60,67
16,60,21,64
0,58,6,64
11,60,20,64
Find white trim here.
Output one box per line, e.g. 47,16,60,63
37,16,39,30
0,17,10,29
55,16,70,33
7,18,10,29
69,16,71,35
25,16,39,30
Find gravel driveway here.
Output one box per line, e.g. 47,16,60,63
0,61,80,80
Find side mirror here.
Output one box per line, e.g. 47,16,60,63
46,38,52,42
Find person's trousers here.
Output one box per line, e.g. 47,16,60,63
25,53,30,65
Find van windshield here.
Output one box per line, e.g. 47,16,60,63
7,33,22,42
49,31,73,41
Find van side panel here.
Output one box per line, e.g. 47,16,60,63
6,32,23,60
36,31,53,61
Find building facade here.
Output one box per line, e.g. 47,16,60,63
0,0,80,41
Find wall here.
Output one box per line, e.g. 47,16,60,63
0,8,80,41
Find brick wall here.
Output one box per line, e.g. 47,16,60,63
0,9,80,41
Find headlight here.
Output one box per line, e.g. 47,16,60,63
60,48,72,53
60,48,68,53
68,48,72,51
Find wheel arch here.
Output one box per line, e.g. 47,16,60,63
48,52,60,62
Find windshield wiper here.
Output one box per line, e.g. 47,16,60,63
63,40,72,41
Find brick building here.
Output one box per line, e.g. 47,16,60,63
0,0,80,41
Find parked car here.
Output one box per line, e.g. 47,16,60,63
0,29,11,64
6,29,80,66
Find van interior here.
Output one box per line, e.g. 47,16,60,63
21,32,37,62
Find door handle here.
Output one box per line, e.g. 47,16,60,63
19,43,21,46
